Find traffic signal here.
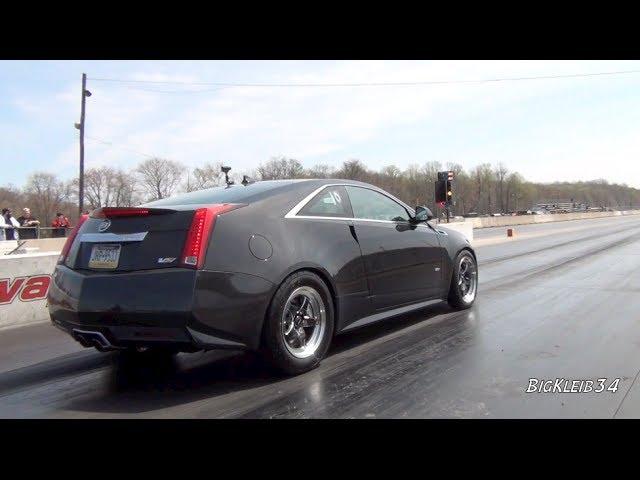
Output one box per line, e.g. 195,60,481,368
436,171,454,205
435,180,447,203
437,170,454,181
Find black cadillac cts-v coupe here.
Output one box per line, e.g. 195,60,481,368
48,179,477,374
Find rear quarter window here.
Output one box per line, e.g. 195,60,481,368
298,186,352,218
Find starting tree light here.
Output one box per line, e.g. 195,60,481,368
447,171,454,180
435,180,447,203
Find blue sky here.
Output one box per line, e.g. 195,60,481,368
1,60,639,188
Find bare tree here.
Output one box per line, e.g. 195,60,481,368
83,166,121,208
470,163,494,213
111,170,138,206
420,161,442,211
403,164,426,207
24,172,71,224
447,162,467,214
4,160,640,225
72,167,138,208
504,172,524,211
421,161,443,181
336,159,368,181
257,156,305,180
307,164,336,178
183,162,224,192
84,167,110,208
136,157,184,201
0,184,26,214
495,162,509,213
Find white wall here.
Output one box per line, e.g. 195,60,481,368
468,210,640,229
435,221,473,242
0,252,58,330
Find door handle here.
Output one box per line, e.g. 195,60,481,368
349,224,359,243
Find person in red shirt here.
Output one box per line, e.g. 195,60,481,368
52,212,72,238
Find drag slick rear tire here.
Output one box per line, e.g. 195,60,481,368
447,250,478,309
262,271,335,376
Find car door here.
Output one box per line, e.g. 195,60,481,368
294,185,372,328
345,186,443,311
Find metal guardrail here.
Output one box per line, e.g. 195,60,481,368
0,226,71,240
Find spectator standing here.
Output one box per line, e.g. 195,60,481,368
17,207,40,239
1,208,20,241
0,211,7,241
51,212,72,238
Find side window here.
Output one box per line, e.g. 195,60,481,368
346,186,410,222
298,186,352,218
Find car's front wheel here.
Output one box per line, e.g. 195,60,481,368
262,271,334,375
447,250,478,309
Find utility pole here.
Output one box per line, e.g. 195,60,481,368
76,73,91,216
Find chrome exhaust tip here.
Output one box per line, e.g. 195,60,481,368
72,329,123,351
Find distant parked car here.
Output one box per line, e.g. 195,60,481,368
465,212,479,218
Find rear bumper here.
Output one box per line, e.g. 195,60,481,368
47,265,275,351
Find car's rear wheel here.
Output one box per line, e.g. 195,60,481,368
447,250,478,309
262,271,334,375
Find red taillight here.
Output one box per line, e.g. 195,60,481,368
90,207,151,218
180,204,244,269
58,214,89,264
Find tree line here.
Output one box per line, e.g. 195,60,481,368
1,156,638,225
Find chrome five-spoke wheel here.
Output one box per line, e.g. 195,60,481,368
281,286,327,358
457,254,477,303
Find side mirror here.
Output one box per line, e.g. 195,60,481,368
411,206,434,224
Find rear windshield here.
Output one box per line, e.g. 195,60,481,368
143,181,297,207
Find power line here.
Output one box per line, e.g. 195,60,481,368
119,85,230,94
85,135,158,159
88,69,640,88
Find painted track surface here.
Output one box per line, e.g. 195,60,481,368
1,215,640,418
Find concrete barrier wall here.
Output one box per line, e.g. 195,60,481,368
26,237,67,252
469,210,640,229
0,253,57,330
435,221,473,242
1,238,66,255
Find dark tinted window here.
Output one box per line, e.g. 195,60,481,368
298,186,352,218
143,181,298,207
346,186,410,222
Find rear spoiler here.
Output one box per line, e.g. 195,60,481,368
90,207,177,219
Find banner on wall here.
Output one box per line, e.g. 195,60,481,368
0,253,58,330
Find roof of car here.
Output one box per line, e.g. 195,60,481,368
143,178,384,207
254,178,371,186
143,178,382,209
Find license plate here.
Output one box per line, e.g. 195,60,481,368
89,244,121,269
